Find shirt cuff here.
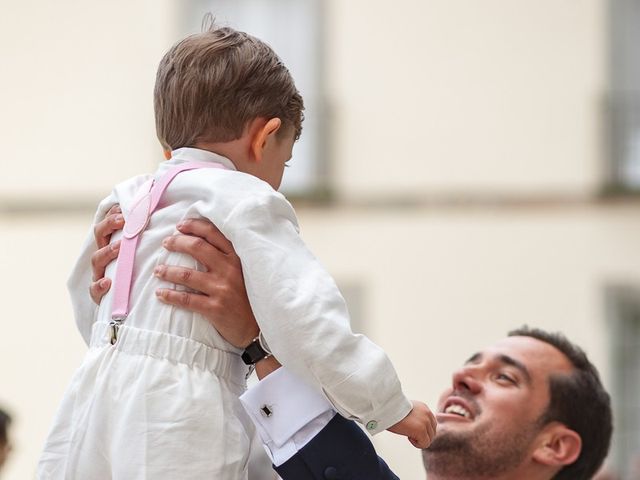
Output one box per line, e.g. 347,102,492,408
240,366,336,466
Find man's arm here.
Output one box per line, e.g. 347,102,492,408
91,216,399,480
277,414,399,480
245,359,399,480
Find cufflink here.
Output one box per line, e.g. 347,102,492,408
260,404,273,417
366,420,378,431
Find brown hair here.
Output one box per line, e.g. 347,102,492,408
154,18,304,150
0,408,11,445
508,326,613,480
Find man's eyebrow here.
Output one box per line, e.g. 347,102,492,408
465,352,482,364
498,354,532,384
464,352,532,384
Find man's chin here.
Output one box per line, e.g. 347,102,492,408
425,428,472,453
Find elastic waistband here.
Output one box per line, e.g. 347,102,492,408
90,322,249,389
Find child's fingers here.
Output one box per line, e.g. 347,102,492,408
426,411,437,440
427,420,436,443
409,434,429,449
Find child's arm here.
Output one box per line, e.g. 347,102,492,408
212,190,413,435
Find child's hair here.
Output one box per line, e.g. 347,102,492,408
154,18,304,150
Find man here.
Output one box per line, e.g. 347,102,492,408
89,214,613,479
0,408,12,475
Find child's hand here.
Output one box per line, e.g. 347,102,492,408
387,401,437,449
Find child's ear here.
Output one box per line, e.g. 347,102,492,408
532,423,582,470
163,150,172,160
250,118,282,162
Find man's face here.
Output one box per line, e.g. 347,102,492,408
423,336,574,478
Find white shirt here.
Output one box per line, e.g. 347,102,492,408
68,147,411,434
240,367,336,466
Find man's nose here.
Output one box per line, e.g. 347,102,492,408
452,365,483,394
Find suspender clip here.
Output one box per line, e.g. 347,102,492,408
109,316,126,345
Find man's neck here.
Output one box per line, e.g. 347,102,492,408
426,461,555,480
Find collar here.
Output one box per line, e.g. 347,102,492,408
164,147,238,171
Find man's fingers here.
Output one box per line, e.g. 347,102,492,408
153,265,212,294
162,234,226,271
176,218,234,255
90,278,112,305
107,205,122,216
155,288,210,316
94,210,125,249
91,241,120,281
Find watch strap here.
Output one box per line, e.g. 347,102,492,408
242,336,271,365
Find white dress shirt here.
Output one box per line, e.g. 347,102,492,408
240,367,336,466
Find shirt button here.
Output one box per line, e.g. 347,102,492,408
366,420,378,431
323,466,339,479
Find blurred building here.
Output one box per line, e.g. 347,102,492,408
1,1,639,478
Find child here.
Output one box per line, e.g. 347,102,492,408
38,22,434,479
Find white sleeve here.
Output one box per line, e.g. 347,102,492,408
220,192,412,434
240,367,336,466
67,192,119,346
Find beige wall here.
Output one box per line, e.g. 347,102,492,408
0,0,177,202
326,0,607,198
0,0,608,203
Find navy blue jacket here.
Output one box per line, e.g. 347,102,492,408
274,414,399,480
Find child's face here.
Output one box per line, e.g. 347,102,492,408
260,127,296,190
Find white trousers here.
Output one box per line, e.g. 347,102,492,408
38,323,261,480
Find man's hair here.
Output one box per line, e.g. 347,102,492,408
508,326,612,480
154,17,304,150
0,408,11,445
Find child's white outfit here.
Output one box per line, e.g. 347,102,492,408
37,148,412,480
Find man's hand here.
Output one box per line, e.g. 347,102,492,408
89,212,261,349
387,401,437,449
90,205,124,304
154,218,259,348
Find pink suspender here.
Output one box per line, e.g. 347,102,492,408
109,161,226,344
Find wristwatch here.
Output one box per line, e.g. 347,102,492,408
241,332,272,365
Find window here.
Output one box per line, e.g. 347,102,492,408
606,285,640,478
182,0,328,198
608,0,640,192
